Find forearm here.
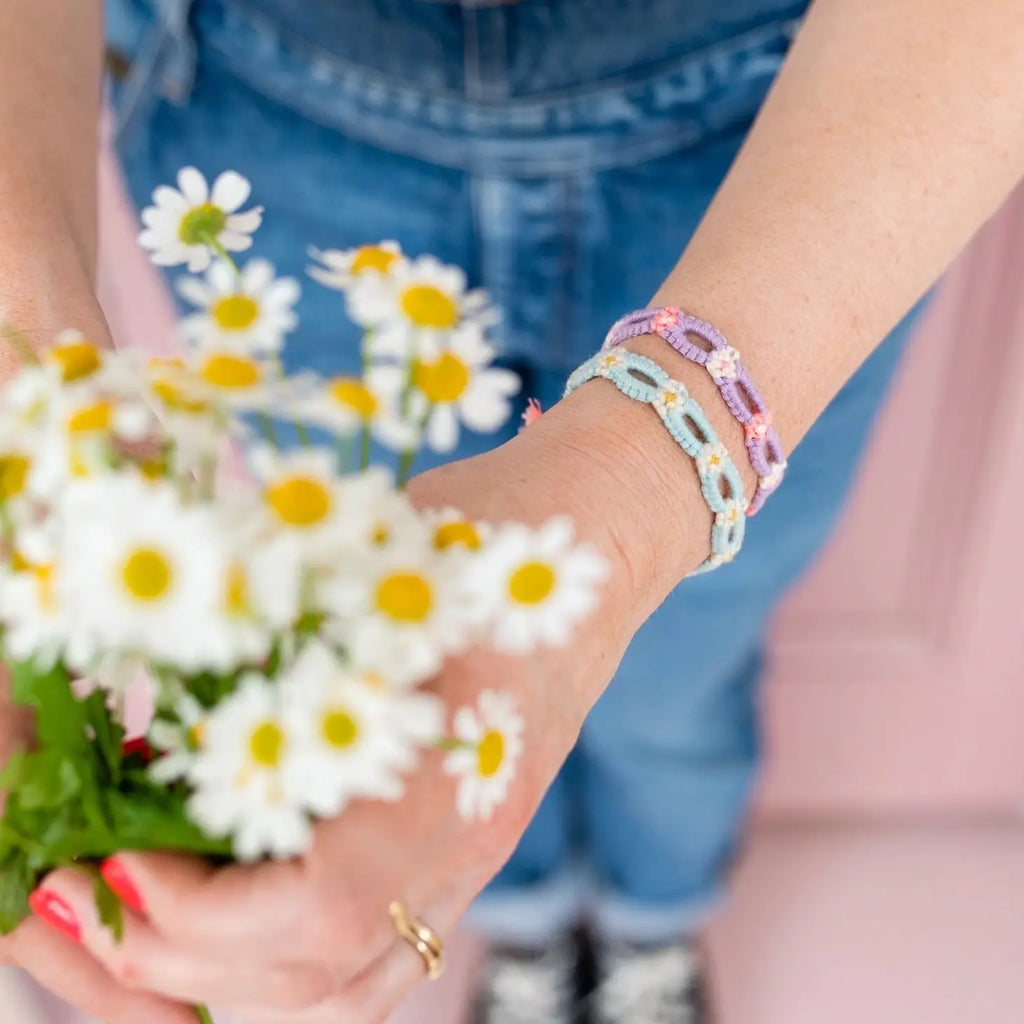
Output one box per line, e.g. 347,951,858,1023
554,0,1024,611
0,0,106,366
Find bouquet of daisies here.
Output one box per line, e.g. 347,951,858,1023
0,169,607,942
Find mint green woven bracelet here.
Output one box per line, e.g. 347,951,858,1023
565,349,746,574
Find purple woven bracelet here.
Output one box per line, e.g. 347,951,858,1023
603,307,787,515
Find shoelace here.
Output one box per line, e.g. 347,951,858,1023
484,946,576,1024
594,943,700,1024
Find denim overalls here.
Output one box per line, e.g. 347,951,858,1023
105,0,918,943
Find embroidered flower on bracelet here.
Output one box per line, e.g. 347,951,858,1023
716,499,745,529
760,460,787,491
471,516,608,654
186,675,310,862
705,345,741,382
744,410,773,443
653,382,687,417
139,168,264,273
651,307,682,333
178,258,300,356
597,351,626,374
307,241,405,290
696,441,730,477
444,690,525,822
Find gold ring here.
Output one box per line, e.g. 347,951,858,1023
389,901,446,981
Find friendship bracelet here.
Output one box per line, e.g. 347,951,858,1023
566,349,746,574
604,308,786,515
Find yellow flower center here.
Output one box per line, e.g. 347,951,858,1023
121,547,174,602
211,294,260,331
225,561,249,615
375,571,433,623
34,563,57,612
265,475,332,528
371,522,391,546
322,708,360,750
330,377,378,418
508,561,556,605
249,720,285,768
478,730,505,778
433,520,481,551
413,353,470,404
67,401,112,434
400,285,458,330
179,203,227,246
51,339,102,382
351,245,400,275
0,454,30,500
189,721,206,749
200,353,263,390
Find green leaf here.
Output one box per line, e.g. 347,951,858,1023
17,753,81,810
0,851,35,935
83,689,125,786
93,872,125,943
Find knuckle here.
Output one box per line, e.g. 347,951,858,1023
264,963,336,1011
105,948,151,990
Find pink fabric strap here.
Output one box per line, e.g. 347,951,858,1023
603,307,787,515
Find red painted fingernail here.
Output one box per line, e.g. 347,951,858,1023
29,889,81,943
101,858,147,915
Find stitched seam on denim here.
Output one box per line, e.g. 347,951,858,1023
210,0,800,111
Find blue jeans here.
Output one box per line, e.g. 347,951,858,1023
106,0,919,943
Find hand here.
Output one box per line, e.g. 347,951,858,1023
22,384,696,1023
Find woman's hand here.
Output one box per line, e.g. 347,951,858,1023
24,383,709,1023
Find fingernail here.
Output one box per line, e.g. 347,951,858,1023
100,858,147,915
29,889,81,943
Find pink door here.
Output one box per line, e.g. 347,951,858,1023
760,188,1024,817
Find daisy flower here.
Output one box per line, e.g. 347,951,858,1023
322,541,470,687
203,521,304,670
347,254,497,360
423,507,489,557
148,693,208,784
186,675,311,861
0,552,66,667
178,258,300,356
279,642,444,815
307,241,404,290
373,326,521,452
44,330,107,386
297,369,416,451
249,449,388,564
138,168,264,273
56,474,232,672
471,517,608,654
444,690,525,822
156,349,283,412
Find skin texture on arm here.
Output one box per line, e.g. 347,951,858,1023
22,1,1024,1021
0,0,109,368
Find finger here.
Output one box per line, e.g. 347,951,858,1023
107,847,399,972
235,885,470,1024
34,868,334,1013
7,917,197,1024
101,851,312,957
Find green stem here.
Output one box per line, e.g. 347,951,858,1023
294,418,312,447
195,1004,215,1024
257,413,279,448
396,447,416,487
199,231,240,278
436,737,474,752
359,424,371,470
336,434,354,475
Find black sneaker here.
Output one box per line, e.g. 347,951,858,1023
589,937,709,1024
473,933,581,1024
